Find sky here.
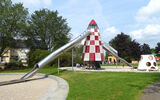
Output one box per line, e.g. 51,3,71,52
12,0,160,48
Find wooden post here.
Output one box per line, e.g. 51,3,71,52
58,57,60,74
72,49,74,71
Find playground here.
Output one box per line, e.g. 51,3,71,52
0,19,160,100
1,1,160,99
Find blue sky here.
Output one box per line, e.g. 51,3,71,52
12,0,160,48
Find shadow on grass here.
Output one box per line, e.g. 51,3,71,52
49,69,67,75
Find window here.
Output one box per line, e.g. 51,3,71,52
1,57,6,62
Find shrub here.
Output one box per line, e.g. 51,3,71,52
4,62,24,70
28,49,81,67
124,57,132,63
59,52,72,67
28,49,51,67
74,56,83,66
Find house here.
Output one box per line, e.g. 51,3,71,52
0,49,11,63
0,48,29,64
0,40,30,66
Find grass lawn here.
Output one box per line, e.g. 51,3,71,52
1,67,160,100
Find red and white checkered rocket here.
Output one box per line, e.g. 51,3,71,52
82,19,104,61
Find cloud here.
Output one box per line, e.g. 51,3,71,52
130,24,160,47
131,24,160,39
104,27,119,34
56,0,109,39
135,0,160,23
12,0,53,12
130,0,160,47
101,26,120,43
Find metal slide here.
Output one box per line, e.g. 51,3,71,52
0,30,91,86
102,42,132,67
0,30,132,85
21,30,91,79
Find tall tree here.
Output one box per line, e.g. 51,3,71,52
140,43,151,54
25,9,71,51
155,42,160,53
109,32,131,58
129,40,141,60
0,0,28,57
151,48,155,53
109,32,141,61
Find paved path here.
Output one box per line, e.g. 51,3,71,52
141,81,160,100
59,66,160,73
0,73,69,100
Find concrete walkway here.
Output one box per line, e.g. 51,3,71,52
59,66,160,73
141,81,160,100
0,73,69,100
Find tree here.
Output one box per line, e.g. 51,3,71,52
151,48,155,53
140,43,151,54
129,40,141,60
109,32,141,62
109,32,131,58
0,0,28,57
155,42,160,53
25,9,71,51
73,45,84,65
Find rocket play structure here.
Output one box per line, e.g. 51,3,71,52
0,19,132,85
82,20,104,69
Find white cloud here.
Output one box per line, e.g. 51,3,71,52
136,0,160,23
130,24,160,47
131,0,160,47
104,27,119,34
137,0,160,16
130,29,143,39
43,0,53,8
57,0,109,40
12,0,53,12
101,26,120,42
131,24,160,38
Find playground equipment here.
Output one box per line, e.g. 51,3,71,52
82,20,104,68
0,19,132,86
138,55,158,71
102,42,132,67
21,30,91,79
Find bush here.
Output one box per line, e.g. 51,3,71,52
74,56,83,66
124,57,132,63
28,49,81,67
28,49,51,67
59,52,72,67
4,62,25,70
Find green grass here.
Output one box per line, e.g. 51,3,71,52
157,62,160,66
1,67,160,100
0,66,60,76
61,72,160,100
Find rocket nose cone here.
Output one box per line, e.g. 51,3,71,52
88,19,99,29
89,19,97,25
